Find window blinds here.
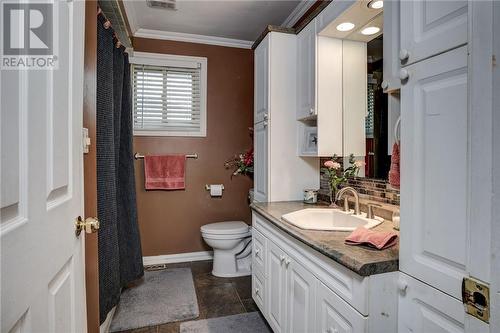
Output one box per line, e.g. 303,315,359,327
132,63,202,133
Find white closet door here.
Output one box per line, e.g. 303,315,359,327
254,35,269,124
400,45,469,300
400,0,467,66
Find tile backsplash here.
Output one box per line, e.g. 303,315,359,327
319,158,400,206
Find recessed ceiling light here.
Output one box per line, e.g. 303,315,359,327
336,22,355,32
361,26,381,35
368,0,383,9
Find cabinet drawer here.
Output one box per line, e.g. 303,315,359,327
252,227,267,276
316,281,368,333
398,273,465,333
252,270,266,314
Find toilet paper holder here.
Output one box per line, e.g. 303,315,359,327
205,184,224,191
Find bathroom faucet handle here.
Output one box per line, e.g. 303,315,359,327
366,203,383,219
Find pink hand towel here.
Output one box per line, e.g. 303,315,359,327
345,227,398,250
143,155,186,190
388,142,400,188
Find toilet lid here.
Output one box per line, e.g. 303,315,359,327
201,221,250,235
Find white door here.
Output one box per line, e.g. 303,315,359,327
296,21,316,119
253,120,268,202
316,281,368,333
398,273,465,333
286,257,316,333
254,35,269,125
399,45,469,300
266,241,287,333
1,1,87,332
400,0,467,66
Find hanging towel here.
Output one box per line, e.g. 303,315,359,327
388,142,400,188
345,227,398,250
144,155,186,190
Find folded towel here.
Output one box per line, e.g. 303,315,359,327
388,142,400,188
144,155,186,190
345,227,398,250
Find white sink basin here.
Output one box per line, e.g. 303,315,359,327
281,208,383,231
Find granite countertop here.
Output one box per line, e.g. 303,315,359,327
250,201,399,276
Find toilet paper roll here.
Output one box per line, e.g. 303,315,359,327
210,184,223,197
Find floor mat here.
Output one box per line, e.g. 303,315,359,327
180,312,271,333
110,268,199,332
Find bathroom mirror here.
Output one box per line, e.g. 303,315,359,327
319,1,395,181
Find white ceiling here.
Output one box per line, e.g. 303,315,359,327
123,0,303,45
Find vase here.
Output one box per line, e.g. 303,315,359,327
329,186,339,208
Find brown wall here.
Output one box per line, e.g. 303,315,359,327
132,37,254,256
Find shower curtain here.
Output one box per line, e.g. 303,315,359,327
97,13,144,323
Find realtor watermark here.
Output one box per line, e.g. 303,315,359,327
1,1,58,70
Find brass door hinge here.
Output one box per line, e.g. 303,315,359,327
462,277,490,323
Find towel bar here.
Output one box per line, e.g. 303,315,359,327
134,153,198,159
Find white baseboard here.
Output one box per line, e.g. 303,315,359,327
143,251,214,266
99,306,116,333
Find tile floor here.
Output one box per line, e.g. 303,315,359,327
115,260,265,333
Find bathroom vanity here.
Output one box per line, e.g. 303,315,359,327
250,201,399,333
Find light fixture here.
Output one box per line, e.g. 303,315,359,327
368,0,383,9
361,26,381,35
336,22,355,32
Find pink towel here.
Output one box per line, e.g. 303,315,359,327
345,227,398,250
388,142,400,188
143,155,186,190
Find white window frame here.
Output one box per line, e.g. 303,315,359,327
129,51,208,137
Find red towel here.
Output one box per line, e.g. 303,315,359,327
388,142,400,188
143,155,186,190
345,227,398,250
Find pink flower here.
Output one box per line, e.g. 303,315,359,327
354,160,365,168
324,160,341,170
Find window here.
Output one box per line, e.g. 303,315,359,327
130,52,207,137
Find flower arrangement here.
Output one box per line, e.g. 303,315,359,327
321,154,365,206
225,127,254,178
225,147,254,177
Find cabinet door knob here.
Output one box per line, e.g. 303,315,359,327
279,255,285,264
255,287,260,295
398,279,408,295
255,248,260,257
263,121,268,128
285,258,291,267
399,49,410,61
263,113,268,120
399,69,409,81
309,108,315,115
381,80,389,90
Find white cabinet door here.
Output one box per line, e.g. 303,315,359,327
398,273,465,333
316,281,368,333
253,120,268,202
254,35,269,124
400,0,467,66
297,21,316,119
400,46,469,300
286,257,317,333
266,241,287,333
382,0,401,92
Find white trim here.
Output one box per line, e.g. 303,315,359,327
134,28,253,49
129,52,208,137
282,0,316,28
143,251,214,266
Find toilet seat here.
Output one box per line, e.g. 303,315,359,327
201,221,249,235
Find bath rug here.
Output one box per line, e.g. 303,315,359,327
110,268,199,332
180,312,271,333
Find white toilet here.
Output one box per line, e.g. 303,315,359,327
201,221,252,277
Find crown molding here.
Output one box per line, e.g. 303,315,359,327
134,28,253,49
282,0,316,28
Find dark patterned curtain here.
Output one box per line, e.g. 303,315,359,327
96,12,144,323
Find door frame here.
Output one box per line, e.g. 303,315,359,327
83,1,99,332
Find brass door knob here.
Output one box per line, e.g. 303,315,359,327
75,216,100,237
